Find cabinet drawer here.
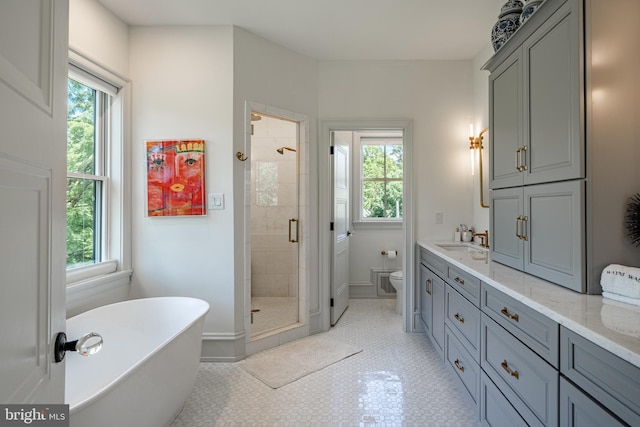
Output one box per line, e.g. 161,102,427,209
446,285,480,362
559,377,626,427
482,314,558,427
445,325,480,409
481,371,528,427
446,263,481,306
560,327,640,426
481,283,559,367
420,247,446,277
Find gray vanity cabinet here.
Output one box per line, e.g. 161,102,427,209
486,0,640,294
445,284,482,416
418,247,446,360
481,313,559,427
559,378,626,427
560,327,640,426
430,275,445,359
490,180,585,292
489,0,583,191
419,263,433,335
489,50,522,190
481,371,528,427
481,284,559,368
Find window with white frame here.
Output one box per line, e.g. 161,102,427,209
355,133,403,224
66,55,129,284
66,77,108,268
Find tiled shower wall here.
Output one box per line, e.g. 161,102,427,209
250,116,298,297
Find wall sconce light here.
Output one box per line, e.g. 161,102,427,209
469,125,489,208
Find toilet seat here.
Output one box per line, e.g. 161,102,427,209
390,271,403,280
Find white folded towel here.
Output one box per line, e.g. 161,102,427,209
602,292,640,307
601,264,640,299
601,298,640,337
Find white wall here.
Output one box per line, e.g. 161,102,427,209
128,26,239,359
68,0,128,77
129,26,318,360
232,27,320,336
471,43,494,235
319,61,475,245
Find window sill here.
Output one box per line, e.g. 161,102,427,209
352,221,402,230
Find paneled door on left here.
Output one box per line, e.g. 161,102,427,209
0,0,69,403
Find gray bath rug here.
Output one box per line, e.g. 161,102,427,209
241,334,362,388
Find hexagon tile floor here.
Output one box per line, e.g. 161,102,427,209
170,299,481,427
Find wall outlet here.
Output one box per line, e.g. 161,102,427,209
435,210,444,224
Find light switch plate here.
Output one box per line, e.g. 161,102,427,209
208,193,224,210
435,210,444,224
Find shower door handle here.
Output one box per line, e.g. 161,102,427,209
289,218,299,243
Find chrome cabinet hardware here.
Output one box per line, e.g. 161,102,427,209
501,307,520,322
454,313,465,323
454,277,465,285
501,359,520,379
454,359,465,372
426,278,432,295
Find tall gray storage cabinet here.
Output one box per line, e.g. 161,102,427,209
484,0,640,294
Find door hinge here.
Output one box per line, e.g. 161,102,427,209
330,222,334,231
330,298,334,307
330,146,334,155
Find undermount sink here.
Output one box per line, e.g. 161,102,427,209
435,243,488,253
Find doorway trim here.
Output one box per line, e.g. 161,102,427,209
320,120,414,332
243,101,311,355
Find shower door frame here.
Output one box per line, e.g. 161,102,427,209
243,102,311,354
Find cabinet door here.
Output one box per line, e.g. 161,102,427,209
523,1,583,185
524,181,584,292
431,274,445,359
490,50,523,189
490,187,524,270
419,263,433,335
559,377,625,427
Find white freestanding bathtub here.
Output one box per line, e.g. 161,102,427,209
65,297,209,427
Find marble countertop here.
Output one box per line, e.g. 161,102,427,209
418,240,640,369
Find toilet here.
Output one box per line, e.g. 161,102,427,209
389,270,404,315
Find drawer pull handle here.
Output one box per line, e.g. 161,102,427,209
520,145,528,171
521,216,528,241
454,277,465,285
500,307,520,322
501,360,520,379
454,313,465,323
426,279,432,295
454,359,465,372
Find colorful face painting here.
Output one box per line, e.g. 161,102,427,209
146,139,206,216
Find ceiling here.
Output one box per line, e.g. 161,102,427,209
96,0,505,61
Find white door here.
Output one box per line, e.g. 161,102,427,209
0,0,69,403
330,131,351,325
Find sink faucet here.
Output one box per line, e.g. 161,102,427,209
473,230,489,248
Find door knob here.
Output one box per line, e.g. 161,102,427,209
346,231,353,236
54,332,103,363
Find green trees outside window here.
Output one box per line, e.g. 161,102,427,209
66,79,104,268
361,143,403,219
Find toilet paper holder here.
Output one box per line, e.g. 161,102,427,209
381,250,398,256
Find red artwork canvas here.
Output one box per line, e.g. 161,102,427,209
146,139,206,216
